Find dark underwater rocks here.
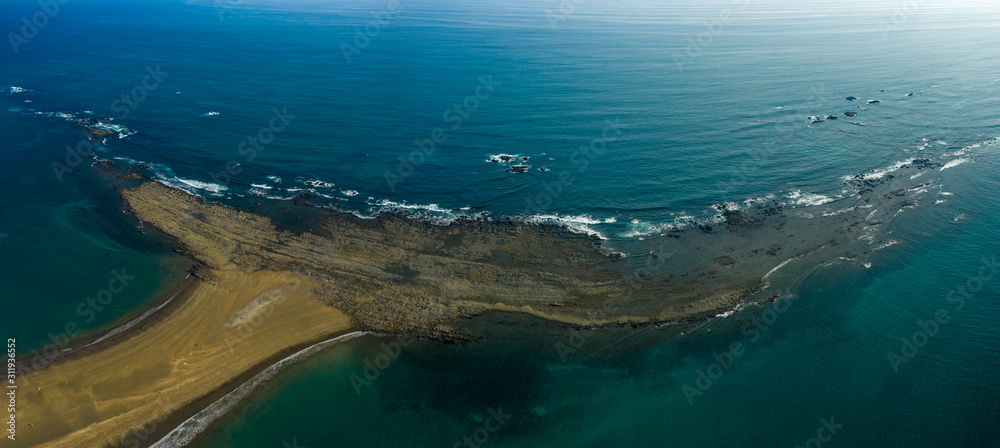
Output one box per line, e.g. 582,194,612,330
714,256,736,266
487,154,518,163
722,209,763,231
907,158,941,170
488,154,537,174
845,158,943,195
304,180,332,188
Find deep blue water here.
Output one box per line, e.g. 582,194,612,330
1,0,999,446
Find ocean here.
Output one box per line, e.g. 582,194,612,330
1,0,999,446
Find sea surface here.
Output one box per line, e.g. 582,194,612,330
1,0,999,446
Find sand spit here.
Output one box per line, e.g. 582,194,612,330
16,269,352,448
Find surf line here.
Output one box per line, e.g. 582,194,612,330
84,289,184,349
150,331,370,448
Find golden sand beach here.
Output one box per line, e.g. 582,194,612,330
15,269,352,447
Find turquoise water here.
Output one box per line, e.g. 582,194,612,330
2,0,999,446
0,105,188,355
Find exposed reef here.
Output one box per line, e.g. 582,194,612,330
117,181,769,336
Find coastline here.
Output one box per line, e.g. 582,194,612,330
117,179,771,334
15,260,199,381
16,268,354,448
14,149,948,447
149,331,369,448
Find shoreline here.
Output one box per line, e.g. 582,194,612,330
117,180,773,334
141,330,364,448
17,268,354,448
148,331,369,448
14,261,199,382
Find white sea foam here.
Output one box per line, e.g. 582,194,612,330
250,190,294,200
250,183,273,190
486,153,527,164
763,256,798,281
940,158,969,170
715,309,737,318
526,214,616,239
266,175,283,183
34,110,78,121
375,199,452,214
342,190,359,197
150,332,369,448
860,159,914,180
871,239,903,252
9,86,28,94
304,179,334,188
822,206,858,217
943,136,1000,157
786,189,834,207
176,178,228,194
622,222,681,238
